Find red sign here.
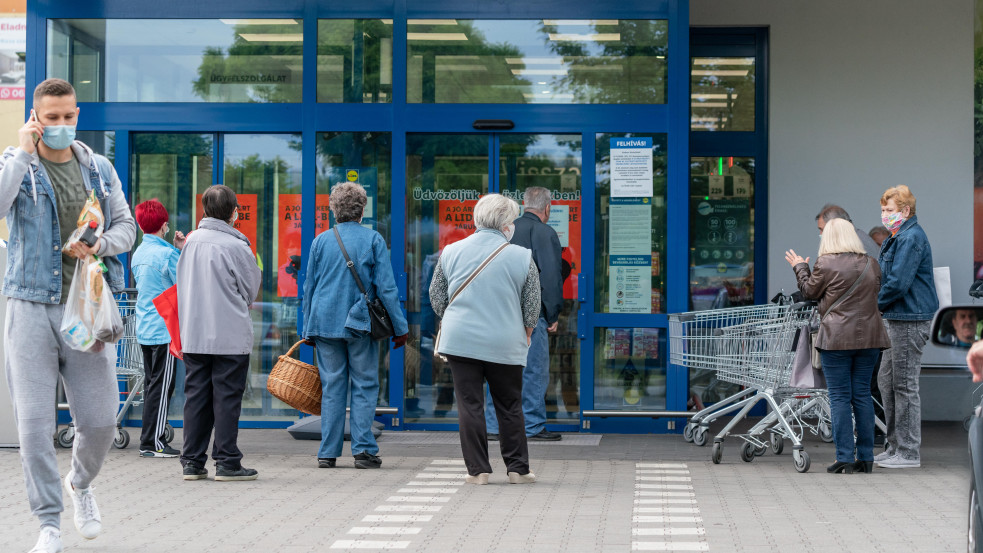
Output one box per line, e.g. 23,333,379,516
195,193,258,257
552,200,581,300
277,194,330,296
0,85,24,100
438,199,477,250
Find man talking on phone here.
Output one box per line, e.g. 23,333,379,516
0,78,134,553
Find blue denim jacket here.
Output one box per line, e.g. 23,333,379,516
302,222,408,339
131,234,180,345
877,215,939,321
0,143,135,303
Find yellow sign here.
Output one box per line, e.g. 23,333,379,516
346,169,359,182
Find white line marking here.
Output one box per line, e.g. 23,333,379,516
348,527,423,536
430,460,466,465
330,540,411,549
635,484,694,490
636,470,691,475
632,528,706,536
632,516,703,523
374,505,442,513
636,476,692,482
423,467,468,472
386,496,451,503
635,492,695,497
405,481,465,486
414,473,466,479
630,542,709,551
636,463,688,468
633,507,701,514
397,488,460,494
361,515,433,523
634,499,698,504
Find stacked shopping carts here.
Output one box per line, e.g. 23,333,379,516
669,301,827,473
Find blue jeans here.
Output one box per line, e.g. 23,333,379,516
485,317,549,436
820,348,880,463
314,336,380,459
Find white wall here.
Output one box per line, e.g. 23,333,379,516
691,0,975,302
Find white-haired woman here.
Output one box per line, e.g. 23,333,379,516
429,194,541,485
786,218,890,474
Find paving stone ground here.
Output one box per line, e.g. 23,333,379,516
0,421,968,552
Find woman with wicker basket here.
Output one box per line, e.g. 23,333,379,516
301,182,408,469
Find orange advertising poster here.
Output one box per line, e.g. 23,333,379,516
438,200,477,249
195,193,258,257
277,194,330,297
549,200,581,300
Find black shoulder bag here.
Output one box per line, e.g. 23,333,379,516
334,227,396,340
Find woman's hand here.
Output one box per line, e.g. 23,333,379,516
525,327,534,346
785,249,809,268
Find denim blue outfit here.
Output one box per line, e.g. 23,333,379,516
820,349,881,462
131,234,180,345
302,222,408,459
485,317,548,435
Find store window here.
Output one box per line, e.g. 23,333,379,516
691,57,755,131
407,19,667,104
318,20,393,103
594,133,668,314
47,19,303,103
594,327,667,410
315,131,393,405
76,131,115,164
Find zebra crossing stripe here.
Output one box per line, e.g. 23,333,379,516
632,463,708,552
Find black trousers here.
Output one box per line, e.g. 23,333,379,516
139,344,177,450
447,355,529,476
179,353,249,468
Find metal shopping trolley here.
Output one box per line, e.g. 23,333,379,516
56,289,174,449
669,301,817,472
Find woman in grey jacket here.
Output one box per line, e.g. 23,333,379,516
177,185,262,482
429,194,541,485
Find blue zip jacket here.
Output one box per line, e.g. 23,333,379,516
877,215,939,321
131,234,180,345
0,143,135,303
302,222,408,339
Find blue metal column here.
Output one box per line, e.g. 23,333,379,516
296,4,318,368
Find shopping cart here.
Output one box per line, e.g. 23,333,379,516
55,289,174,450
670,301,817,472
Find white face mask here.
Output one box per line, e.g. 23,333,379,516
503,223,515,242
232,209,239,223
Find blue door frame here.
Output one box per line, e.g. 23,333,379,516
27,0,691,432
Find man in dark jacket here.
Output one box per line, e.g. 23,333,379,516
485,187,563,441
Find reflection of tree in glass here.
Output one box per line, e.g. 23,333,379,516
193,22,302,103
318,20,391,103
691,58,755,131
538,21,668,104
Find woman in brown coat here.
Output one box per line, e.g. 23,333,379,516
785,218,891,474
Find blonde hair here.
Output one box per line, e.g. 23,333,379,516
880,184,916,215
818,218,866,256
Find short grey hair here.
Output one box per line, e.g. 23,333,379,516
815,204,852,223
330,182,367,223
523,187,552,212
473,193,519,230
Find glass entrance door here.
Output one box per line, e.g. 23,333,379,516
402,133,582,426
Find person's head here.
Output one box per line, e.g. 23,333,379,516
201,185,238,223
523,186,552,222
951,309,979,344
815,204,852,234
869,225,890,246
32,78,79,151
135,199,169,236
880,185,916,221
473,193,520,233
818,217,866,257
330,182,367,223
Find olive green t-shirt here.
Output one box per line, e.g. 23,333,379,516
40,155,88,303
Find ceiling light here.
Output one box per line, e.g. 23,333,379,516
548,33,620,42
381,19,393,24
537,81,547,85
221,19,298,25
408,19,460,25
691,102,729,108
692,58,754,66
542,19,619,26
407,32,468,41
691,70,749,77
238,33,303,42
505,57,564,65
511,69,568,76
692,93,737,100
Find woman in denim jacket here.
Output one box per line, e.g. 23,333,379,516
302,182,408,470
875,185,938,469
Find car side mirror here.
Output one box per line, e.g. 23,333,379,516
931,305,983,349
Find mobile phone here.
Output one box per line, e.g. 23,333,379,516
30,110,39,143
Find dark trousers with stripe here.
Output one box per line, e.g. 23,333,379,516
139,344,177,451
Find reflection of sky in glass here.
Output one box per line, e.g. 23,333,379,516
223,134,302,186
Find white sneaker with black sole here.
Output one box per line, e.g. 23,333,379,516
63,471,101,540
28,527,62,553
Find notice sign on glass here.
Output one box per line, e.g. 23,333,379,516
610,137,653,198
609,197,652,313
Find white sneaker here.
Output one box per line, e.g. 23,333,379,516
28,527,62,553
507,471,536,484
63,471,101,539
875,455,921,469
465,473,490,485
873,450,894,462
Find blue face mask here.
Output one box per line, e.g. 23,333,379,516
41,125,75,150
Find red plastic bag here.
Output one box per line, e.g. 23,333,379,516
152,285,183,360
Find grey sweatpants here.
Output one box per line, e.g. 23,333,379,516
878,318,930,461
4,298,118,530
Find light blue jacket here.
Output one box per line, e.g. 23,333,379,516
131,234,180,345
0,142,135,303
302,222,408,340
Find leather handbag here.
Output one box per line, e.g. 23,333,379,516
333,227,396,340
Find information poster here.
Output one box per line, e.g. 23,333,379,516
541,200,581,300
195,193,258,257
610,137,653,198
608,197,652,313
323,167,378,229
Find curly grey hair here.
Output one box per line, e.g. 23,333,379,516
330,182,367,223
473,193,519,230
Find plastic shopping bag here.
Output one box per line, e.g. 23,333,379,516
60,256,124,351
61,190,104,257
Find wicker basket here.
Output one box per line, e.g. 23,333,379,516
267,341,321,415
